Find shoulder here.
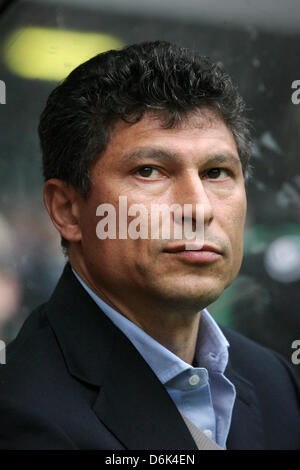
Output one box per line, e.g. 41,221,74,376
220,326,300,449
221,324,300,400
1,303,64,382
0,305,81,448
0,302,71,395
222,324,296,369
0,301,92,404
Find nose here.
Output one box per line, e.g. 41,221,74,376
174,170,213,228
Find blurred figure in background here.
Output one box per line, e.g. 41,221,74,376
0,213,21,342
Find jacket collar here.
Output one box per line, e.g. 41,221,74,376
224,362,265,449
45,262,115,387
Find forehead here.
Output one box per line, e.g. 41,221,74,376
98,108,239,167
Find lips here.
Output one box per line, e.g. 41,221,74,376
162,243,223,264
163,243,222,254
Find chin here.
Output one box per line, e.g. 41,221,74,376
156,280,226,311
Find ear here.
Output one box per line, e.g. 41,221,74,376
43,179,82,243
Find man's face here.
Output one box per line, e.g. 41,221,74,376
75,110,247,314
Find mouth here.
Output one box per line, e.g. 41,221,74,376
163,243,223,264
163,243,222,254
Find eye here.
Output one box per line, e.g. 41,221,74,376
204,168,230,180
135,166,164,179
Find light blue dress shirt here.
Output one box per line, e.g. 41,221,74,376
72,268,236,448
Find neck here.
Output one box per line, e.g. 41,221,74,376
70,257,201,365
137,311,201,364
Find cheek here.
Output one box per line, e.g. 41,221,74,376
80,206,99,245
217,192,246,249
228,197,247,265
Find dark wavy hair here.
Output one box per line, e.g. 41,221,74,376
38,40,252,253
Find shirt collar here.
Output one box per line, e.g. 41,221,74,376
195,309,229,374
72,267,230,383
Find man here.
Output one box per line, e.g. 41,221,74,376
0,41,299,450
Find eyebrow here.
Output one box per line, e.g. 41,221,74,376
119,147,241,169
120,148,182,165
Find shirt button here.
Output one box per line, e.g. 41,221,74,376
203,429,213,439
188,374,200,386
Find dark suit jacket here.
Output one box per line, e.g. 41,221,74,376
0,262,299,450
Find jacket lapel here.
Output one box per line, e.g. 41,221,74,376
45,263,197,450
93,328,198,450
225,365,265,450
